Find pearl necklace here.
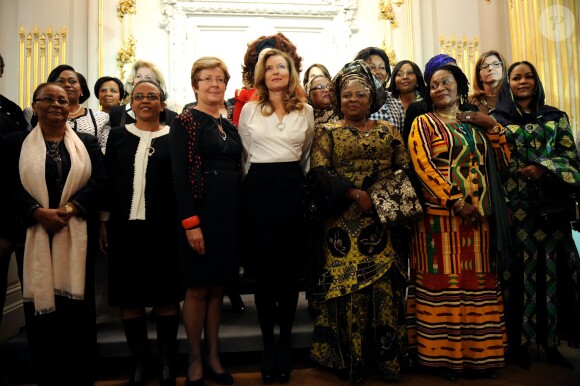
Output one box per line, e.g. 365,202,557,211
69,105,82,116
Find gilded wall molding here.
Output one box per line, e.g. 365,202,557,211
117,0,137,81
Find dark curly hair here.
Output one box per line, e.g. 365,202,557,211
424,64,470,111
353,47,392,83
387,60,426,99
241,32,302,87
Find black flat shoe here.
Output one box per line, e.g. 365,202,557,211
208,369,234,385
545,346,575,369
261,370,275,385
185,378,204,386
509,345,531,370
277,368,291,384
437,368,456,381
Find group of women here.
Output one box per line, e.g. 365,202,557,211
1,34,579,386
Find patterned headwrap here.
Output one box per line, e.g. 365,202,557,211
423,54,457,84
330,59,387,119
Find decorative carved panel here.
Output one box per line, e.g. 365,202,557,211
159,0,358,105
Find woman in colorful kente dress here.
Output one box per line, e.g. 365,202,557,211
406,64,510,380
492,61,580,370
309,60,412,383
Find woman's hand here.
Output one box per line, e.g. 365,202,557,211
186,228,205,255
518,165,547,181
458,202,482,228
357,190,373,212
99,222,108,254
32,207,68,234
347,188,373,212
456,111,496,130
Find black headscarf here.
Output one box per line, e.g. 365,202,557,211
493,61,563,126
330,59,387,119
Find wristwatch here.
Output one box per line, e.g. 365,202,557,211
64,203,75,215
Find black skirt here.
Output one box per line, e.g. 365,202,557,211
108,219,183,307
241,162,306,280
180,166,240,287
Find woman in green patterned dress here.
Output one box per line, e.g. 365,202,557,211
492,61,580,369
308,60,412,383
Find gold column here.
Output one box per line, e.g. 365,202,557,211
46,27,53,77
439,35,479,80
117,0,137,82
33,27,39,91
17,26,69,108
60,26,67,65
378,0,398,65
25,33,32,106
54,33,60,67
40,33,46,82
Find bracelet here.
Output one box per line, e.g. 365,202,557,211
452,198,466,213
181,215,200,230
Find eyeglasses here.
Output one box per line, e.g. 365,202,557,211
133,93,160,102
311,84,330,91
34,96,70,106
480,61,502,70
198,77,225,85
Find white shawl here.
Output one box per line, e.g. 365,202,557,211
19,125,92,314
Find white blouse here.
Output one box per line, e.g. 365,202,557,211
126,123,170,220
238,101,314,175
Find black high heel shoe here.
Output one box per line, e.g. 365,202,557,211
228,293,246,313
185,378,204,386
261,369,275,385
277,368,291,384
207,368,234,385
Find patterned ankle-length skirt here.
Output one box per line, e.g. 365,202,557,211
405,213,507,370
310,268,412,383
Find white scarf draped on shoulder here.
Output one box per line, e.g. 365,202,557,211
19,125,92,314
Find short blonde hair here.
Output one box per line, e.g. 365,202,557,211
124,60,167,103
190,56,230,90
254,49,306,116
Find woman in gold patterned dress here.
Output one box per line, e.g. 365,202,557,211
309,60,412,383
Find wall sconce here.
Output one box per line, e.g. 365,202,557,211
393,0,404,6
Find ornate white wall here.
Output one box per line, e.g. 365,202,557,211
1,0,511,111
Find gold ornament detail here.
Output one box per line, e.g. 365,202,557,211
378,0,398,27
118,0,137,20
117,35,136,81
